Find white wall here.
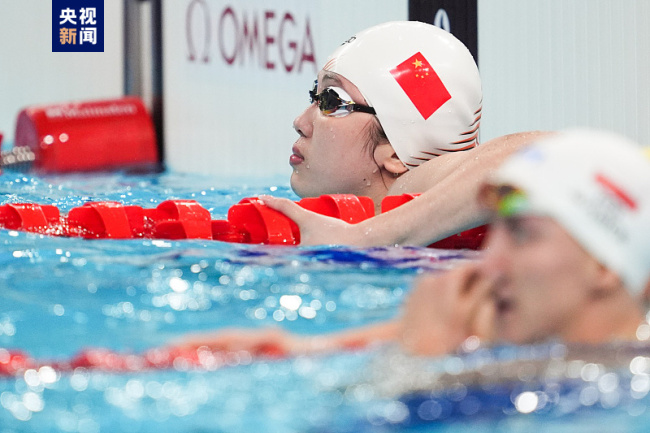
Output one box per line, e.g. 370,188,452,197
163,0,408,178
0,1,124,146
5,1,644,175
478,0,650,145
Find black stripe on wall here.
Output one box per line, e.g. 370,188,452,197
409,0,478,64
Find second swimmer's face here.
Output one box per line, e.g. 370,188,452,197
289,71,387,200
480,215,605,345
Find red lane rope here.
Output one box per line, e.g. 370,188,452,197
0,194,486,248
0,345,289,377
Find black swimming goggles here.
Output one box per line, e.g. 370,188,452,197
309,81,376,117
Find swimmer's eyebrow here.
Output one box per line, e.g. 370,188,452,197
319,72,342,87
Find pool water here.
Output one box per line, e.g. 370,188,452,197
1,170,650,432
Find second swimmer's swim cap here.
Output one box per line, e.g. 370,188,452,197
323,21,482,169
488,129,650,294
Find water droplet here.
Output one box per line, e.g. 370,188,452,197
53,304,65,316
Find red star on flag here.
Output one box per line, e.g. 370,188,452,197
390,52,451,119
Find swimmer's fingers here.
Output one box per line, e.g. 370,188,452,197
260,195,351,245
456,262,497,309
454,263,497,341
400,271,468,355
431,265,488,324
400,264,495,355
258,196,313,225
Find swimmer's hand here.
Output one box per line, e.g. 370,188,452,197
260,196,363,246
399,263,496,356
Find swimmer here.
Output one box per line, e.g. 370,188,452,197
402,129,650,354
285,20,548,223
176,129,650,356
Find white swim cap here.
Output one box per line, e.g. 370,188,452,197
323,21,482,169
489,129,650,294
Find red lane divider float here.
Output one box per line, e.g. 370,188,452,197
153,200,213,240
68,201,138,239
11,97,158,173
0,194,485,248
0,203,60,233
0,344,289,377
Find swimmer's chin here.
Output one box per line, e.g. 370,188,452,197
290,176,324,200
289,174,306,198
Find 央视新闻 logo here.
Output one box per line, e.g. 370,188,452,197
52,0,104,52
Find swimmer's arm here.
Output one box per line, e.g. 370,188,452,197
170,266,496,358
291,320,402,354
263,131,551,246
377,131,552,245
171,320,402,357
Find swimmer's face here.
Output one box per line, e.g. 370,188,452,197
289,71,392,206
481,215,604,345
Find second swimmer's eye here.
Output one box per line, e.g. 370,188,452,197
503,216,543,245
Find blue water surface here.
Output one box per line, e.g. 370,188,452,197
1,170,649,432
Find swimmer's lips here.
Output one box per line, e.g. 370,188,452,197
289,147,305,166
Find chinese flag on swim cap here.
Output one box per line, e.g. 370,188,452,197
390,52,451,120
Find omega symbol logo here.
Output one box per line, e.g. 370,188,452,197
433,8,451,32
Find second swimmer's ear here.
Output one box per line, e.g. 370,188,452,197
589,264,623,300
374,143,408,176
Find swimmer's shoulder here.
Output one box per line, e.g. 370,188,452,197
387,130,554,195
479,130,554,151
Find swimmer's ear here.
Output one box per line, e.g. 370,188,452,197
590,264,624,300
374,143,408,176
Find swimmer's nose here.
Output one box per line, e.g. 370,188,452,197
292,122,304,137
292,105,314,138
479,224,511,280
